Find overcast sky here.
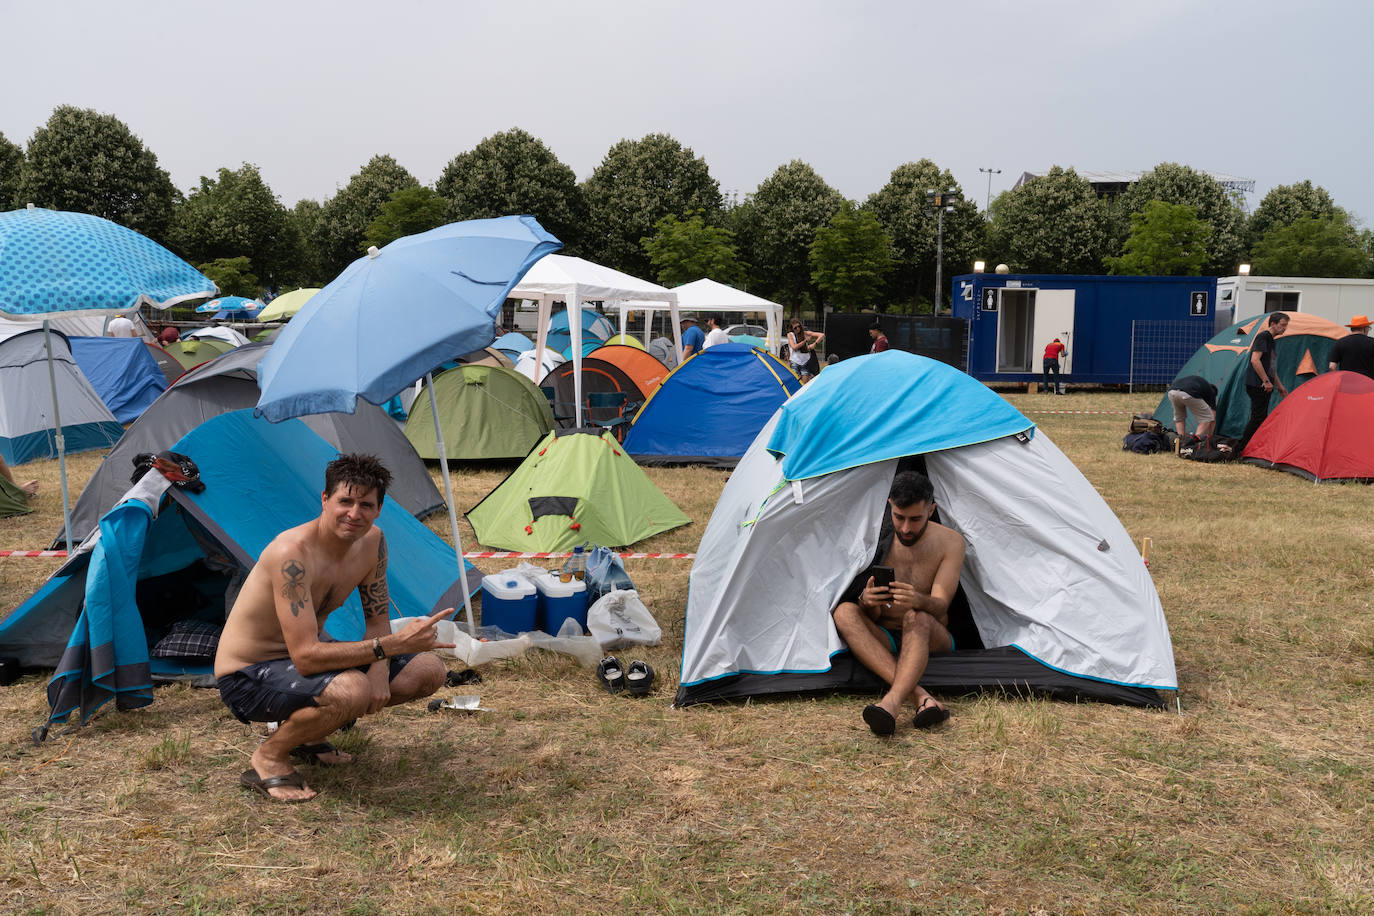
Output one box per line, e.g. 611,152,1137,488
5,0,1371,236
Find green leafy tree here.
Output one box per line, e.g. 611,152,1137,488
809,202,895,310
0,130,21,209
290,199,326,285
735,160,844,311
366,187,448,248
1118,162,1245,274
436,128,585,253
1105,201,1210,276
1250,215,1369,278
581,134,722,277
1246,180,1340,250
985,167,1111,274
641,212,746,287
17,105,178,241
865,160,982,311
168,163,302,289
314,155,419,280
197,256,258,298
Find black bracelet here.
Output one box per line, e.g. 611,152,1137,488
372,637,386,660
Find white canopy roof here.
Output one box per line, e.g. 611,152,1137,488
510,254,680,426
636,278,784,350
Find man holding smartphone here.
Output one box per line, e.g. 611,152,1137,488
831,471,965,736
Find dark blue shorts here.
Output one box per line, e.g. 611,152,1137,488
218,653,417,724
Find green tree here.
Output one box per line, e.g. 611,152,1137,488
196,256,258,298
809,202,895,310
581,134,722,277
290,199,326,285
314,155,419,280
168,163,302,289
1105,201,1210,276
436,127,585,253
641,212,746,287
736,160,844,311
1246,180,1340,251
1117,162,1245,275
865,160,982,312
985,167,1111,274
1250,215,1369,278
365,186,448,248
17,105,178,241
0,130,21,209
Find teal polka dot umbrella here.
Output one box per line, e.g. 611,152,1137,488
0,206,216,318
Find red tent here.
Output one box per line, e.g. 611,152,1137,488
1242,371,1374,482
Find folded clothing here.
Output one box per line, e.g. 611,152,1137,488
150,619,223,659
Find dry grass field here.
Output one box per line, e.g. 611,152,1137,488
1,389,1371,914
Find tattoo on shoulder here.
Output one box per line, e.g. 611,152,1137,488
375,531,388,579
280,557,309,618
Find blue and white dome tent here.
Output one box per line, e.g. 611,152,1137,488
676,351,1177,707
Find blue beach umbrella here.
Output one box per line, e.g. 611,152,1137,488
0,205,217,548
196,295,263,320
256,215,562,632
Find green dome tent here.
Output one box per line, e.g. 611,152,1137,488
405,365,554,461
467,428,690,551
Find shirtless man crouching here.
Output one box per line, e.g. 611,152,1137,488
214,454,453,802
832,470,965,737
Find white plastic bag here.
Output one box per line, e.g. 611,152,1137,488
526,617,604,668
390,616,532,667
587,588,662,650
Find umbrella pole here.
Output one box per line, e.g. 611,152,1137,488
42,320,74,552
427,372,476,636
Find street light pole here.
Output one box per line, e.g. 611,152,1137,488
925,188,961,317
978,167,1001,215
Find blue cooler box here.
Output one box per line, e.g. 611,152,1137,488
480,572,538,633
532,571,589,633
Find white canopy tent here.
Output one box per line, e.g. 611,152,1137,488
509,254,679,426
621,277,786,352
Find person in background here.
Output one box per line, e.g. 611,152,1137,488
680,315,705,359
106,315,137,337
868,322,890,353
703,314,731,349
0,453,38,498
1327,315,1374,380
1166,375,1218,440
787,319,824,382
1041,338,1066,394
157,326,180,346
1239,312,1290,450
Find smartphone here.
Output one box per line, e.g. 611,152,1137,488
869,565,895,588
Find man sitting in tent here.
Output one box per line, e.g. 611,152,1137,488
214,454,453,803
831,471,965,737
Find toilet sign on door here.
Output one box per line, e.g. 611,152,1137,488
1190,291,1209,316
982,289,997,311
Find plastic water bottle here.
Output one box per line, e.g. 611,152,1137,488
562,545,587,581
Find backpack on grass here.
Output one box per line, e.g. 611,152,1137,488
1123,414,1171,454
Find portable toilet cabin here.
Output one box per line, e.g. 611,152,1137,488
951,273,1217,388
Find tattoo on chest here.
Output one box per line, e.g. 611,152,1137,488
281,558,308,617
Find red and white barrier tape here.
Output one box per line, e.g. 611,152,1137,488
1025,409,1137,415
0,550,67,558
463,551,694,560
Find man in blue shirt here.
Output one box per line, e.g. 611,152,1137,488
680,315,705,358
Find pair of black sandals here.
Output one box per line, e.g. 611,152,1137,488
597,655,655,696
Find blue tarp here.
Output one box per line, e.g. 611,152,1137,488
767,351,1034,480
69,336,167,423
624,343,801,464
29,409,478,728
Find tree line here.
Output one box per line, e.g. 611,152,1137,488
2,106,1370,316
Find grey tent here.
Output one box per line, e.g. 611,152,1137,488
57,343,444,546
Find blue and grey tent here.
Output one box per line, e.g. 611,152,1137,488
69,335,168,423
0,409,476,733
624,342,800,466
0,329,124,464
676,351,1177,707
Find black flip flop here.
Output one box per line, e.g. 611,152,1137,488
862,704,897,737
912,699,951,730
239,768,314,803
